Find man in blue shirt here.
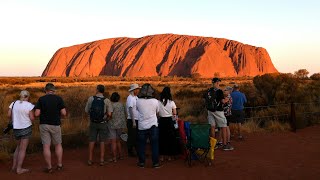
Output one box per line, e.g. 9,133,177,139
230,84,247,140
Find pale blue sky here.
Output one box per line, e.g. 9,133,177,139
0,0,319,76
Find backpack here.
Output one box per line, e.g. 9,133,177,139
90,96,106,123
204,87,218,112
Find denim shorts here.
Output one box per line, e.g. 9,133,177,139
13,125,32,140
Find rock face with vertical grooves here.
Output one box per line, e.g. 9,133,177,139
42,34,278,77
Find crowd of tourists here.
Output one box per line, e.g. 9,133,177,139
5,77,246,174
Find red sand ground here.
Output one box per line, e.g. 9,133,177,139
1,125,320,180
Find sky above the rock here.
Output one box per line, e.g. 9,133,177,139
0,0,319,76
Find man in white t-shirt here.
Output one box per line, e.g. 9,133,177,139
126,83,140,157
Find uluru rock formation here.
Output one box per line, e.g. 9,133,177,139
42,34,278,77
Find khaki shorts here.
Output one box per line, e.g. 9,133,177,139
207,111,227,128
39,124,62,145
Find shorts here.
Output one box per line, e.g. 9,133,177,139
207,111,227,128
89,122,108,142
39,124,62,145
13,126,32,140
230,110,245,124
108,127,122,140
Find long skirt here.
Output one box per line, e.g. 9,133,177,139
159,117,180,156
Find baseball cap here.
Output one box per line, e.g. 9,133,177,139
212,78,221,83
45,83,56,91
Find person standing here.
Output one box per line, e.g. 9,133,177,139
126,84,140,157
205,78,234,151
35,83,67,173
136,84,161,168
108,92,126,162
223,86,233,145
158,87,179,161
85,85,113,166
9,90,34,174
230,84,247,140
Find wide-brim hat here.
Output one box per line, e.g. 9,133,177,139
128,83,140,92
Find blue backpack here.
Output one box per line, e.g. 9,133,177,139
90,96,105,123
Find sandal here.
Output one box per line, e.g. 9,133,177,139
87,160,93,166
56,165,63,171
17,168,31,174
44,167,53,173
108,158,117,163
100,161,105,166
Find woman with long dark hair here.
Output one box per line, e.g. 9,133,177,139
158,87,179,161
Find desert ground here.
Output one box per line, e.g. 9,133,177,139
0,125,319,180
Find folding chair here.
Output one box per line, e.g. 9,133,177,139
186,124,212,167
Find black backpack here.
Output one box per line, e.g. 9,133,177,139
90,96,106,123
204,87,218,112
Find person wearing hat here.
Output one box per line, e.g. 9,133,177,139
35,83,67,173
136,84,161,168
8,90,35,174
230,84,247,140
206,78,234,151
126,83,141,157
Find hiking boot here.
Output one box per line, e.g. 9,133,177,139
223,144,234,151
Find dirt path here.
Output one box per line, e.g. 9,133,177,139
1,125,320,180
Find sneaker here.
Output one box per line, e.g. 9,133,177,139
152,163,162,169
214,142,223,149
223,144,234,151
137,163,145,168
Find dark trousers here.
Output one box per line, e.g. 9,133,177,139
159,117,180,155
127,119,138,154
137,125,159,165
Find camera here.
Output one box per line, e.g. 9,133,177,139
3,123,13,134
